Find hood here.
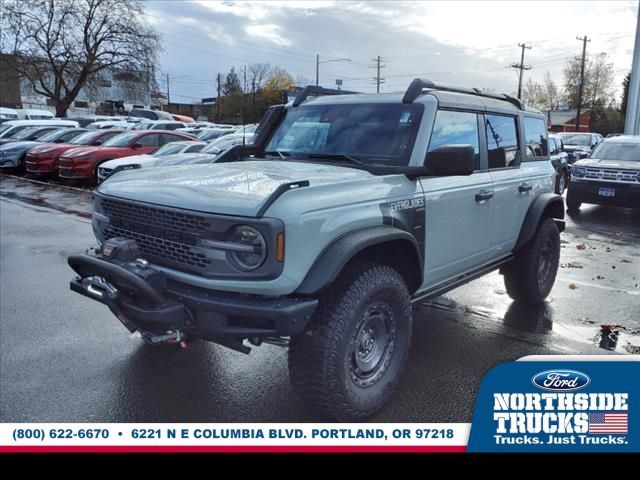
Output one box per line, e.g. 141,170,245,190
0,140,40,151
98,160,374,217
574,158,640,170
100,154,155,169
563,145,591,151
29,143,73,155
153,152,216,167
62,145,105,157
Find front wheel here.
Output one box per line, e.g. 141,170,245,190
503,217,560,305
556,171,567,195
289,262,412,421
566,191,581,212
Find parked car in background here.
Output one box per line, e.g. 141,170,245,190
86,120,140,130
0,107,20,121
131,120,187,131
97,140,207,182
26,129,124,175
0,127,87,170
548,133,570,194
557,132,602,162
0,125,76,146
70,115,124,127
0,119,79,140
171,114,195,123
17,109,55,120
196,128,234,142
58,130,195,181
567,135,640,211
129,108,174,121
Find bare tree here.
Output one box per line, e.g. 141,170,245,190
543,72,562,110
563,52,615,109
248,63,272,92
0,0,160,116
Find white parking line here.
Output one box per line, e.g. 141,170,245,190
566,278,639,296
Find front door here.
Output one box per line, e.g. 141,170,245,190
419,110,495,288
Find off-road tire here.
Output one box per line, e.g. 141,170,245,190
289,261,412,421
503,217,560,305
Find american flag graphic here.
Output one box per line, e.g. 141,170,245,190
588,412,628,434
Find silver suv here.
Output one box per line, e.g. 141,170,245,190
68,79,565,420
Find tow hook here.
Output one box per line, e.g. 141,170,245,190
81,276,118,300
141,330,187,347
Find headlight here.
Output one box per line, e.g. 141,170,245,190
572,166,586,178
226,225,267,271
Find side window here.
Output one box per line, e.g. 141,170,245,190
486,114,519,169
159,134,183,145
427,110,480,169
523,117,548,160
60,130,81,142
548,138,557,155
186,144,204,153
136,134,159,147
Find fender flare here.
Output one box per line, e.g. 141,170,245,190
515,193,565,251
295,226,422,295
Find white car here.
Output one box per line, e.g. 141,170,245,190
131,120,187,131
17,109,55,120
97,140,207,182
87,120,139,130
0,107,20,121
0,119,79,139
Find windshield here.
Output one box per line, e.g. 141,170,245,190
38,129,68,142
590,142,639,162
153,143,187,156
0,124,13,136
265,103,424,166
558,133,591,146
70,131,104,145
14,127,46,140
102,132,138,147
197,129,228,141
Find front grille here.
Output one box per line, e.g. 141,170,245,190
99,197,213,273
98,167,112,178
583,168,639,184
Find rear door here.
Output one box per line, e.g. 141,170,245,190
488,114,549,255
419,109,495,287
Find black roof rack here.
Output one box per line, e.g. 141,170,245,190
402,78,524,110
292,85,359,107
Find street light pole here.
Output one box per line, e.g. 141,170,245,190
315,55,352,87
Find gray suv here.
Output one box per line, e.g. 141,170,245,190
68,79,565,420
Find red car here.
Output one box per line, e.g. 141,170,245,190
172,114,195,123
25,129,124,175
58,130,195,181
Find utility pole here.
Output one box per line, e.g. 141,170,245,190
371,55,386,93
316,54,320,86
575,35,591,132
511,43,532,100
166,73,170,108
216,73,221,123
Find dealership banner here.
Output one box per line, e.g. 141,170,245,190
468,356,639,452
1,356,636,453
0,423,469,452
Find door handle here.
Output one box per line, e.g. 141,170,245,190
519,182,532,193
475,189,494,201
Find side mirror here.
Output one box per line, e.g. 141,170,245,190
427,145,475,176
132,142,143,149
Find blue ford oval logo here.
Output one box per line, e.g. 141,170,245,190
531,370,591,391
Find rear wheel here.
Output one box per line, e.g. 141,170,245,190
503,217,560,305
289,261,412,421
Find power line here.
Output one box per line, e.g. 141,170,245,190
512,43,532,99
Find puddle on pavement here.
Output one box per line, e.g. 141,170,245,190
421,296,640,355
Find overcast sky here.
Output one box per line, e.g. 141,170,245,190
146,0,638,104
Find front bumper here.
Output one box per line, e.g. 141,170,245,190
68,251,318,351
58,158,95,179
25,154,57,174
568,178,640,208
0,150,21,168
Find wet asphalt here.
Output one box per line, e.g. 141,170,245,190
0,175,638,423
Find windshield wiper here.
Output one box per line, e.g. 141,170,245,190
264,150,290,160
307,153,364,166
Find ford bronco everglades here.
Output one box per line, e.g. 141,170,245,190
68,79,565,420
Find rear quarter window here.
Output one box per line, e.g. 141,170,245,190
523,116,548,160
